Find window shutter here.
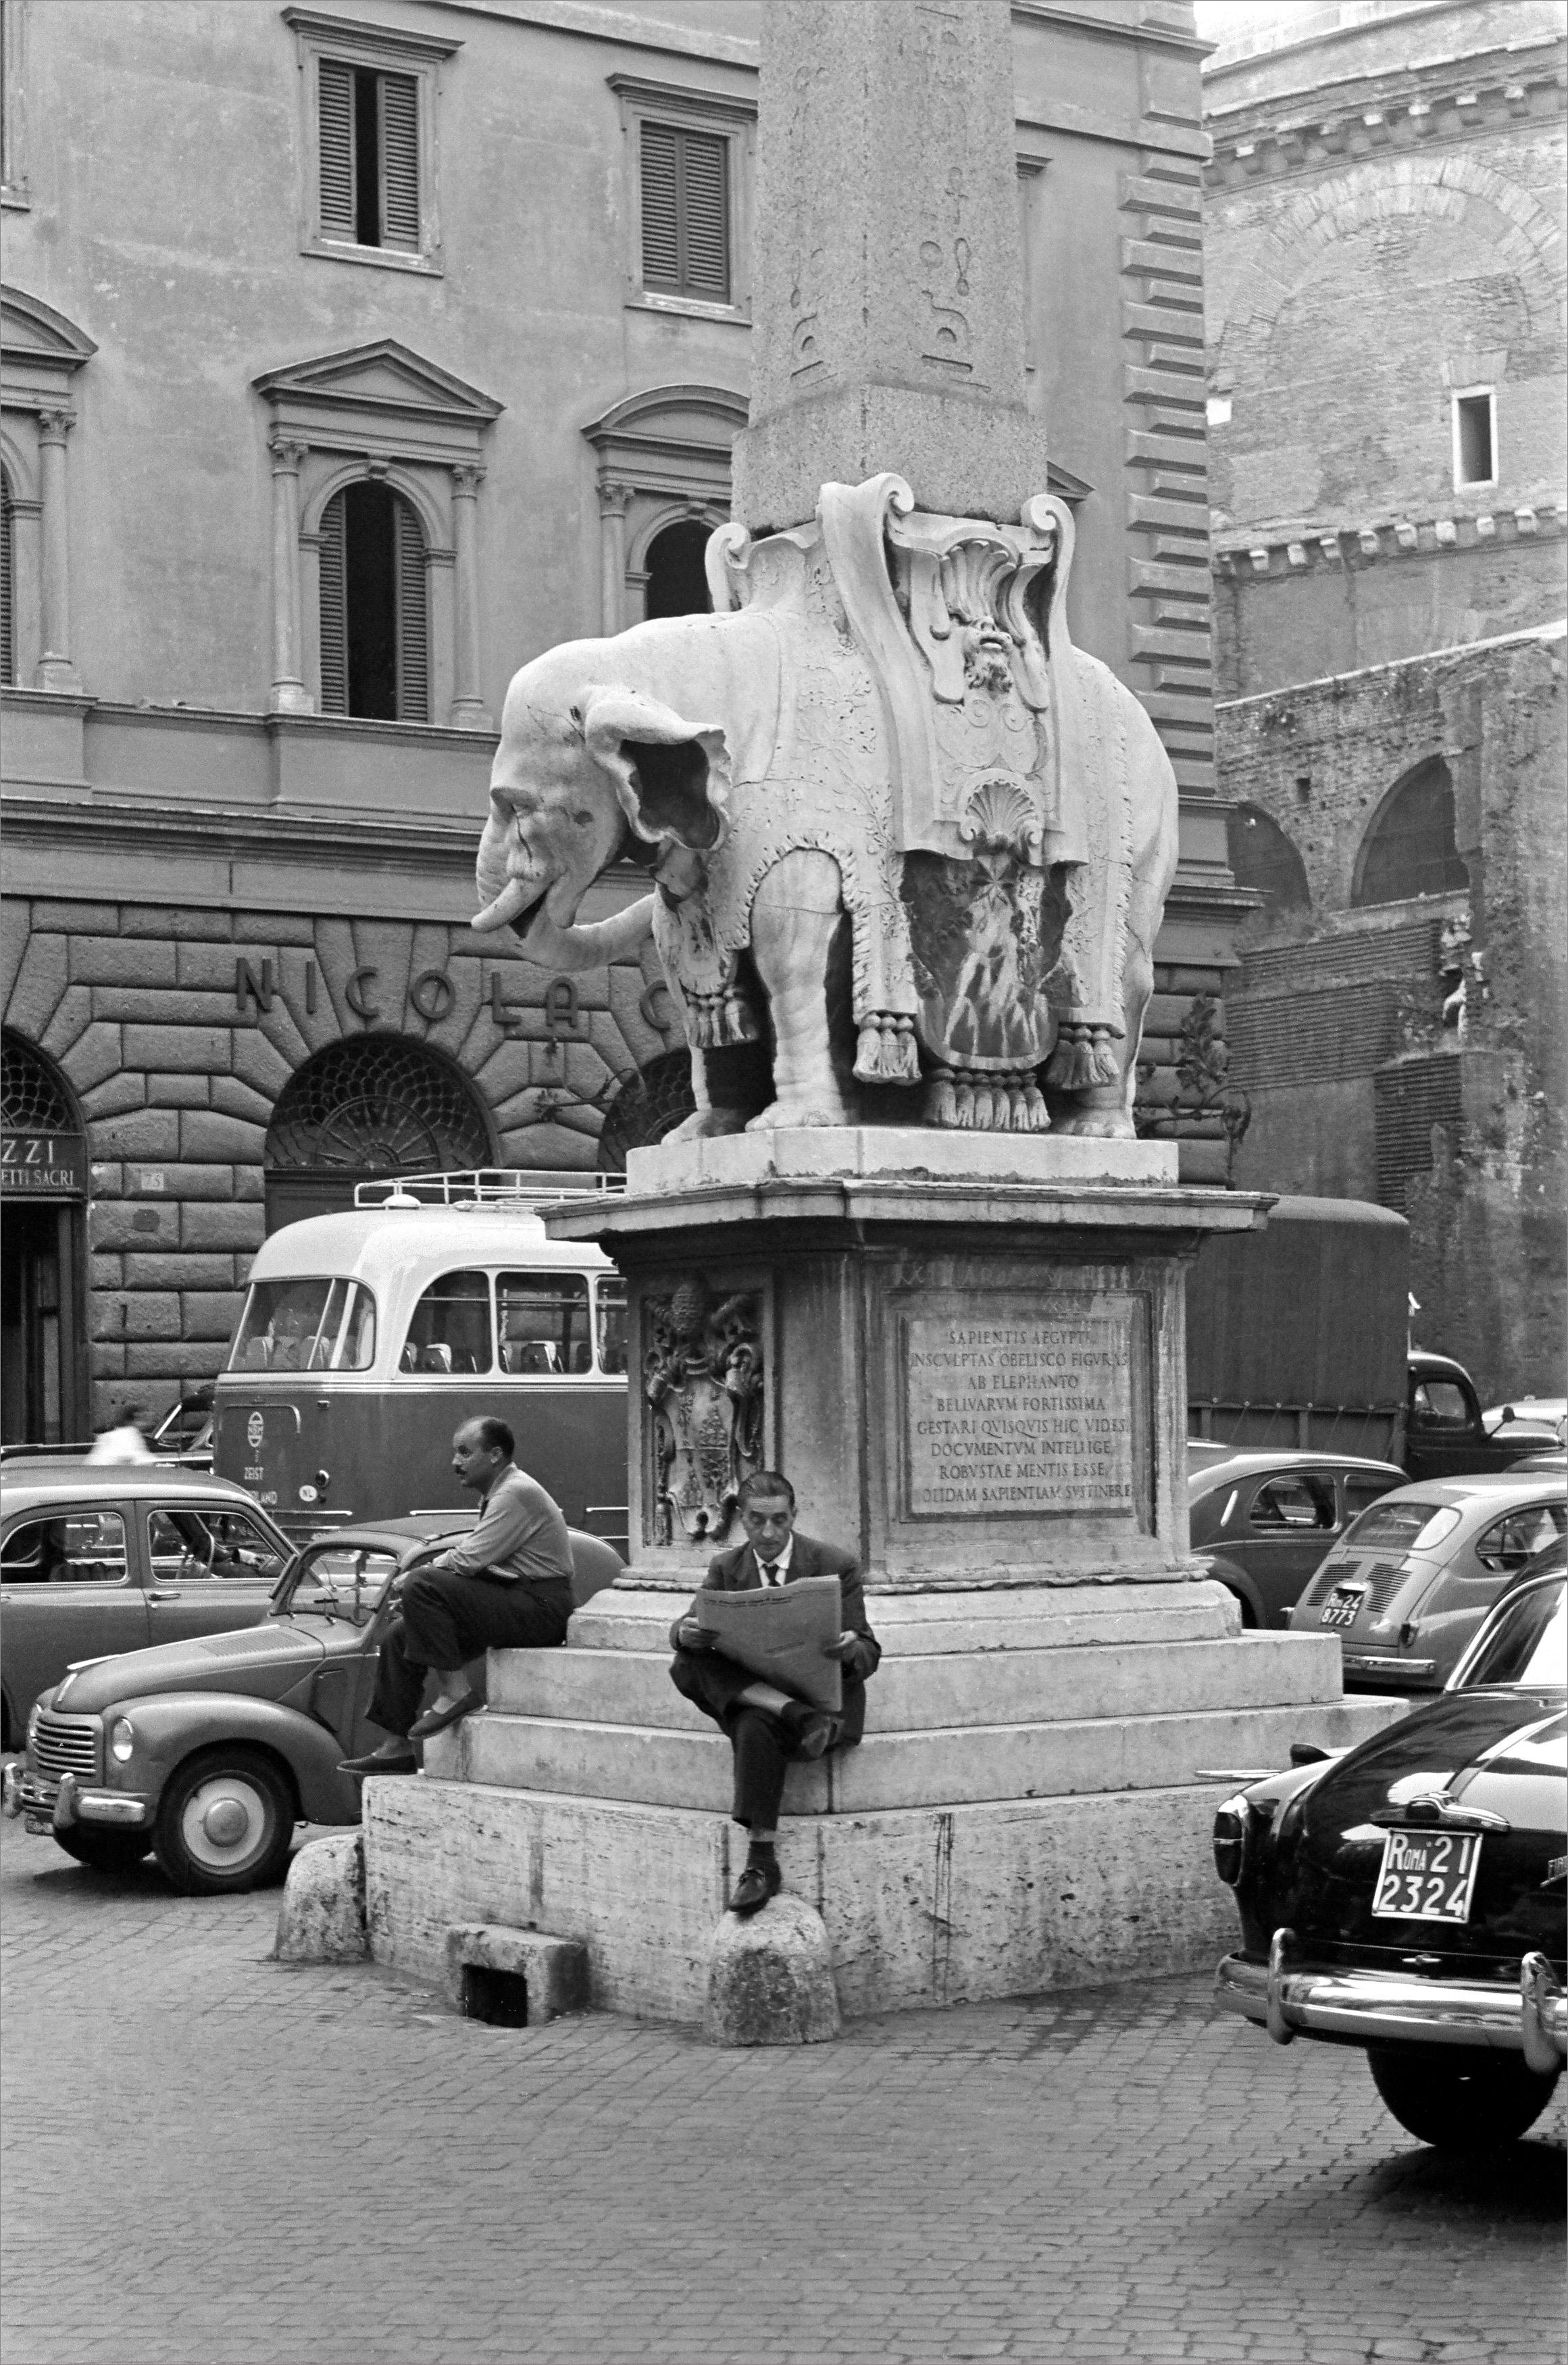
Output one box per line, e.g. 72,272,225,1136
319,491,348,715
640,121,681,290
379,72,420,250
394,497,429,723
0,471,14,687
318,57,356,241
678,130,729,301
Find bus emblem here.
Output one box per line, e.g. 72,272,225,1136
247,1412,265,1449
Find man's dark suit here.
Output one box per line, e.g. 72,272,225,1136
668,1532,882,1828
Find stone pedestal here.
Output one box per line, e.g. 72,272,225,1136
361,1137,1408,2019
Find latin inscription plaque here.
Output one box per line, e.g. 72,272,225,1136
905,1310,1134,1517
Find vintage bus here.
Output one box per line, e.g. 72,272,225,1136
211,1173,630,1547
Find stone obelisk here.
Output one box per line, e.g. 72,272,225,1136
733,0,1048,531
363,0,1403,2023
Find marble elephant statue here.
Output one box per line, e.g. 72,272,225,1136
470,482,1179,1139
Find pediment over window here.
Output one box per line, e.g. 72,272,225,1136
253,339,503,467
583,381,747,503
1,286,97,414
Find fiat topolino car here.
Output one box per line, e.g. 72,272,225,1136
1,1518,622,1895
1213,1563,1566,2151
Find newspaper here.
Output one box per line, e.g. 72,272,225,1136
695,1574,843,1715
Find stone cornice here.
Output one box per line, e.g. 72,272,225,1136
1215,616,1567,712
1215,503,1564,578
1205,37,1567,188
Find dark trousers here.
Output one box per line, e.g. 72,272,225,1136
370,1569,573,1737
670,1646,808,1831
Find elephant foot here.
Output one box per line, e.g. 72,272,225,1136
665,1107,751,1143
744,1099,855,1133
1053,1108,1136,1140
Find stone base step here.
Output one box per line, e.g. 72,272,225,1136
364,1774,1279,2022
567,1579,1241,1658
487,1630,1344,1732
426,1693,1403,1816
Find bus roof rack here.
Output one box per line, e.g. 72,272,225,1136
353,1170,628,1210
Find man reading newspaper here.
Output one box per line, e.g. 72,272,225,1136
669,1470,882,1916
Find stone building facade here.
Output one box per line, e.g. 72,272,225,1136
0,0,1236,1441
1200,0,1567,1397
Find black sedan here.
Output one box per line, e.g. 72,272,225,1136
1188,1450,1407,1629
1211,1565,1566,2150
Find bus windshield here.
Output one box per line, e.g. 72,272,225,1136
230,1278,377,1373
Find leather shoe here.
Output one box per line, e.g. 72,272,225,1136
407,1688,483,1739
338,1749,417,1776
728,1859,783,1916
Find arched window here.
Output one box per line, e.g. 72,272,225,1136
643,519,713,620
0,466,14,686
1226,804,1310,919
1354,758,1469,909
319,480,428,721
263,1037,492,1228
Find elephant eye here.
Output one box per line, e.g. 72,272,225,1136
571,810,594,828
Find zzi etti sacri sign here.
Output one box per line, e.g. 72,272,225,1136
1,1133,86,1197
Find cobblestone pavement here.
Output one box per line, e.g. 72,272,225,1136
1,1806,1563,2365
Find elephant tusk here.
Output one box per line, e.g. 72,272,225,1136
471,876,539,932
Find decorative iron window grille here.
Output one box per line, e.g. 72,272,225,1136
597,1051,697,1171
1,1032,76,1133
266,1039,492,1174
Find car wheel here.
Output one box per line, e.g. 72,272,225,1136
152,1748,295,1896
53,1826,154,1872
1368,2046,1561,2151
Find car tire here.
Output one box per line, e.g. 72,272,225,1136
152,1747,295,1896
53,1826,155,1872
1368,2045,1561,2151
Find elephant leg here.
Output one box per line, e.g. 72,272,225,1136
657,972,753,1141
1053,885,1159,1139
745,850,857,1131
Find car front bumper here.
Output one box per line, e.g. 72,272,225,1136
1,1762,151,1833
1217,1937,1568,2078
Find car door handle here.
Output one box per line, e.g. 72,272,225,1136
147,1589,180,1603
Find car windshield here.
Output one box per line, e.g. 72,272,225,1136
1342,1499,1459,1553
1464,1582,1567,1689
230,1279,376,1373
273,1542,404,1625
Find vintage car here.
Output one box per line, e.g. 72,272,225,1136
1188,1449,1407,1629
0,1460,293,1745
1,1516,623,1895
1484,1397,1567,1450
1288,1471,1567,1692
1213,1564,1566,2151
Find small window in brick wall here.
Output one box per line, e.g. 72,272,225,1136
318,58,420,252
320,482,428,722
1452,390,1496,491
640,122,730,302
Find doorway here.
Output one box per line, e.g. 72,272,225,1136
1,1199,82,1445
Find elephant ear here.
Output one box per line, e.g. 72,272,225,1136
577,685,731,854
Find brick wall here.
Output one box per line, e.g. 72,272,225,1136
1215,624,1567,1395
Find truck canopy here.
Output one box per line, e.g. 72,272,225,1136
1186,1195,1408,1458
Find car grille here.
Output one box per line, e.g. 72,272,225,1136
32,1713,101,1781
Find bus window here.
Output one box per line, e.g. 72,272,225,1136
230,1278,376,1372
401,1270,493,1376
595,1278,628,1376
497,1272,592,1375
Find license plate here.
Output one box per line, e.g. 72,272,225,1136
1320,1586,1365,1628
1372,1830,1484,1922
23,1816,49,1836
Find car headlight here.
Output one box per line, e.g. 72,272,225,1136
109,1717,136,1764
1213,1792,1253,1887
26,1699,42,1746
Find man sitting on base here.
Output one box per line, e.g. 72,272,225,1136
669,1471,880,1916
341,1416,575,1776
